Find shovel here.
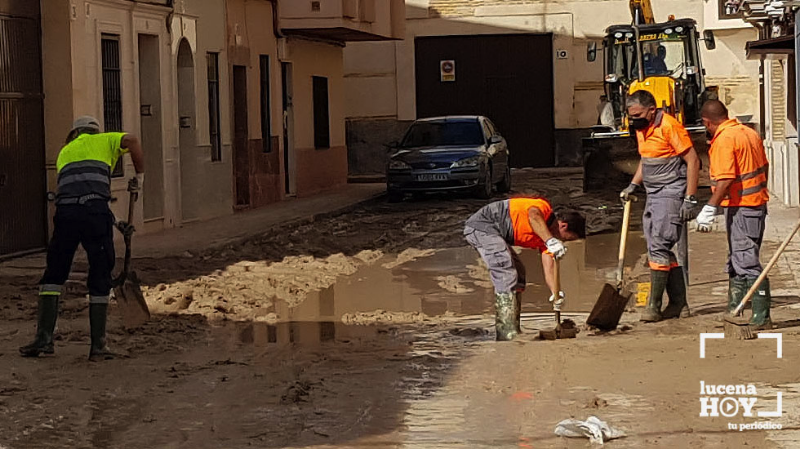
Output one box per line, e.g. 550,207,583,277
586,197,635,330
539,258,578,340
112,179,150,329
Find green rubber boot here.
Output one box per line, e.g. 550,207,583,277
662,267,688,319
747,277,772,330
19,296,59,357
89,304,118,361
640,269,669,322
728,276,749,313
495,292,519,341
514,292,523,334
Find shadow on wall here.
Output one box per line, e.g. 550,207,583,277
345,3,607,176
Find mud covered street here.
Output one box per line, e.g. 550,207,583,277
1,170,799,448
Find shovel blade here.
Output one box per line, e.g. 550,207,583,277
587,283,630,331
114,271,150,329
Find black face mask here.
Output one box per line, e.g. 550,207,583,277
629,117,650,131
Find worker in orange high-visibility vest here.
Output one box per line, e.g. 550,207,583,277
620,90,701,323
464,197,586,341
697,100,772,329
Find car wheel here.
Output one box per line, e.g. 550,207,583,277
475,165,493,199
387,190,404,203
496,165,511,194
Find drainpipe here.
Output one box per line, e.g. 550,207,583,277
755,21,768,138
268,0,284,38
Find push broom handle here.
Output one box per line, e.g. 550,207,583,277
733,218,800,316
617,198,634,286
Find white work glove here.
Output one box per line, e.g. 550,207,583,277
545,237,567,260
549,291,565,311
695,204,717,233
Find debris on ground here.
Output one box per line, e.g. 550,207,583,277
554,415,626,444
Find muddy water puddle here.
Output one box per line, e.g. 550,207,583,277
267,231,647,326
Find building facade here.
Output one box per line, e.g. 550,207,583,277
344,0,763,175
0,0,403,258
741,0,799,207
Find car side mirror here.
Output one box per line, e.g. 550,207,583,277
489,135,503,145
703,30,716,51
384,140,400,151
587,41,597,62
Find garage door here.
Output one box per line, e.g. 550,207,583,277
0,3,46,257
415,34,555,168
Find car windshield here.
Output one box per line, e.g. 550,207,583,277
401,121,484,148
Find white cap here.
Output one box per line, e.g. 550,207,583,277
71,116,101,133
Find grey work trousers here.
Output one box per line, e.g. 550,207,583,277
464,226,526,294
643,196,683,270
725,205,767,278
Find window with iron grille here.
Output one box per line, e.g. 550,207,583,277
260,55,272,153
207,52,222,161
719,0,743,19
312,76,330,149
101,34,124,177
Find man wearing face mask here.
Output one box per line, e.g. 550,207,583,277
697,100,771,329
620,90,701,322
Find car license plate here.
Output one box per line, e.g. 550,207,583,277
416,174,448,181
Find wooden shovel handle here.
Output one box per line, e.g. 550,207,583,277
733,218,800,315
553,257,561,324
552,257,560,297
617,199,633,286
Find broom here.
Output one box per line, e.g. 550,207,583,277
724,218,800,339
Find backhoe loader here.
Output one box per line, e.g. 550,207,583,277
583,0,718,190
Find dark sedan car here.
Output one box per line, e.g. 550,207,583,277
386,116,511,202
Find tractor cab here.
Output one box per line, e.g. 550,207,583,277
595,19,715,134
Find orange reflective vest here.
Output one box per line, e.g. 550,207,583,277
509,198,553,251
636,110,694,197
709,119,769,207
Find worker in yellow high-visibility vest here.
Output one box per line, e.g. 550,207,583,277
20,116,144,360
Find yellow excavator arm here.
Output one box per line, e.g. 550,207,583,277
630,0,655,25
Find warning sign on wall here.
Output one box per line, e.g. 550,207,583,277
440,60,455,82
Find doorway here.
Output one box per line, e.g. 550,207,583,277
0,9,46,256
415,34,555,168
177,39,198,223
233,65,250,207
138,34,164,225
281,62,295,196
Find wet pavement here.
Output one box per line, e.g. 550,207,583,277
3,170,799,448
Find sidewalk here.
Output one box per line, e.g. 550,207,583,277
764,200,800,293
1,183,385,272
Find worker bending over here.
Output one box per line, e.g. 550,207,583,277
620,90,701,322
464,197,586,341
20,116,144,360
697,100,771,329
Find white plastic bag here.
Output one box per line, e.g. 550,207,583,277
554,415,626,444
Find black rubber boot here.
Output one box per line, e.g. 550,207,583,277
640,269,669,322
514,292,523,334
495,293,518,341
19,296,59,357
662,267,688,319
747,277,773,330
89,303,117,361
728,276,749,313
